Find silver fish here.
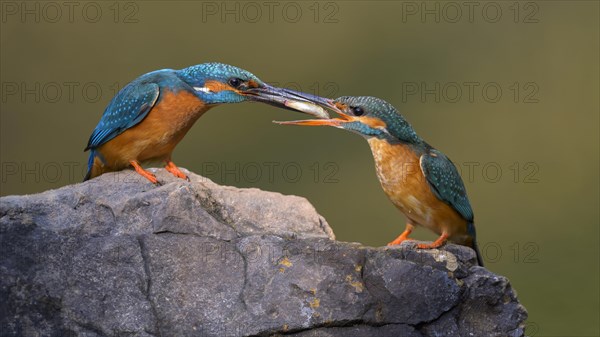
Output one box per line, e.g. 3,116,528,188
284,100,329,119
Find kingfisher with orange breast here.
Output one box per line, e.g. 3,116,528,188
277,96,484,266
84,62,328,184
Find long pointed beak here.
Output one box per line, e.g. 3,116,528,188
244,84,333,119
274,119,341,127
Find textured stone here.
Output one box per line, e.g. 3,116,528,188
0,169,527,336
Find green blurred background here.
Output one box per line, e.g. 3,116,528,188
1,1,598,335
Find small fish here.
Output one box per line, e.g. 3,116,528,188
284,100,329,119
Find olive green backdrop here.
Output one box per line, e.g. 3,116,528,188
1,1,598,335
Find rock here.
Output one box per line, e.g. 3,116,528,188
0,169,527,337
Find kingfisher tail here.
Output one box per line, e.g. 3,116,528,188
84,150,97,181
466,222,484,267
471,239,484,267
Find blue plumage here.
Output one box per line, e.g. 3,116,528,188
85,63,264,154
84,62,327,183
419,149,474,222
281,95,484,265
336,96,482,265
336,96,421,144
84,64,264,180
177,63,261,88
85,81,160,150
332,96,474,224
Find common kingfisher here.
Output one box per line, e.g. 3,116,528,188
84,62,328,184
276,96,484,266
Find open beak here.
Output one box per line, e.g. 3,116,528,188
244,84,332,119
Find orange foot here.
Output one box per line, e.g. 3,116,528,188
387,233,414,246
130,160,160,185
387,224,415,246
417,232,449,249
165,161,189,181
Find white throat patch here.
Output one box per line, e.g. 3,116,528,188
193,86,213,94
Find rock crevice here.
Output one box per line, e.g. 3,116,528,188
136,235,161,337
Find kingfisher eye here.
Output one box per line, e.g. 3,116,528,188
352,106,365,116
228,78,243,88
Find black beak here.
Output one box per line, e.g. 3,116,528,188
244,84,335,119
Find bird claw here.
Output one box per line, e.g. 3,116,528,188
165,161,188,181
129,161,161,185
170,171,188,180
416,242,444,249
416,233,449,250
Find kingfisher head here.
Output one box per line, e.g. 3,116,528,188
276,96,422,144
176,63,330,118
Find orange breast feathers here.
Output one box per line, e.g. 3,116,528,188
366,138,467,237
97,90,208,168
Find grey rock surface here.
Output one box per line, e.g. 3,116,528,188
0,169,527,337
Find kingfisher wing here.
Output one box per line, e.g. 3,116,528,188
85,82,160,150
419,149,474,222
